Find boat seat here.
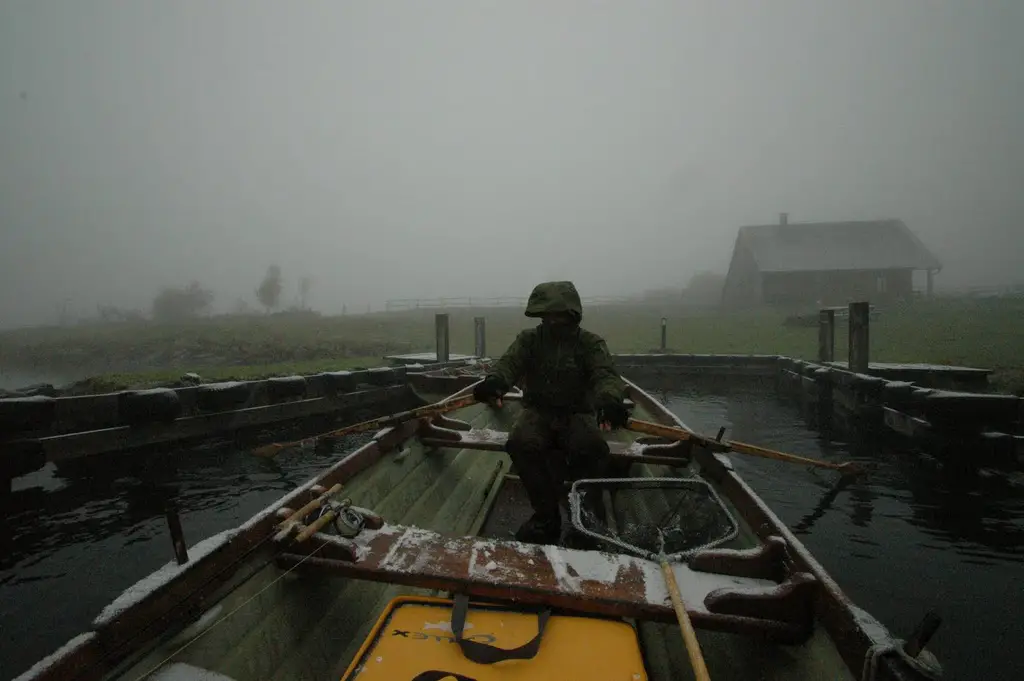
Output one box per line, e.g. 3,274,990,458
278,525,820,645
417,420,693,463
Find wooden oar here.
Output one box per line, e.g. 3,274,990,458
252,394,479,458
656,529,712,681
626,418,864,475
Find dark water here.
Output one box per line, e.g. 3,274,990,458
2,385,1022,680
657,382,1024,681
0,429,376,681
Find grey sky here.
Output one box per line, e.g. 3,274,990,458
1,1,1021,325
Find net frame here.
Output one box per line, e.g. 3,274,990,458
568,477,741,562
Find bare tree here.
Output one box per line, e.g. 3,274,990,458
298,276,313,310
256,265,283,313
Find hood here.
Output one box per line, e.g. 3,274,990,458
524,281,583,322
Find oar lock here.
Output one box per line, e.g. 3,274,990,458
314,497,367,538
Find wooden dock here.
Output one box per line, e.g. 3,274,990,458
3,305,1019,488
0,360,466,487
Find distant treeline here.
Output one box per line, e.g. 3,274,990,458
82,264,319,325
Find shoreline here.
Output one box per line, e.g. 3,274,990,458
2,299,1022,396
0,356,391,397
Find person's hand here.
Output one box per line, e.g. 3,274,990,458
596,396,629,430
473,376,507,405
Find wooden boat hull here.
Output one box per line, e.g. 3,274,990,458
12,373,941,681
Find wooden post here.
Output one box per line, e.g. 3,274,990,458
165,503,190,565
660,317,667,351
818,309,835,363
435,313,450,363
473,316,486,358
848,302,870,373
926,269,935,298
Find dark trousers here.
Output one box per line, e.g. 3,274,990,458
505,407,610,522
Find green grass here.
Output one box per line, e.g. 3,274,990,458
1,297,1021,394
61,357,388,395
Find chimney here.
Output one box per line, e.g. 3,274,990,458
779,212,789,225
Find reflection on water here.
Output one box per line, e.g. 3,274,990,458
2,382,1022,680
0,430,374,681
659,382,1024,681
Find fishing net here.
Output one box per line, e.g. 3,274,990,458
568,477,740,562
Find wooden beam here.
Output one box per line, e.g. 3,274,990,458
417,429,693,468
848,302,870,373
818,309,835,363
11,386,410,466
474,316,486,358
436,313,450,363
276,524,815,643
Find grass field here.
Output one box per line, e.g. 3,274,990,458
1,297,1021,394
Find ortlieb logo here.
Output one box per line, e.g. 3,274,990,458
391,629,498,644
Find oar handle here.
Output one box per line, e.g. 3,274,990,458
626,418,721,449
339,394,479,437
661,558,712,681
254,394,480,458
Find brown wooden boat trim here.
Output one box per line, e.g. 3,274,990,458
275,524,813,643
690,535,792,582
704,571,819,641
15,420,421,681
624,378,929,680
431,413,473,431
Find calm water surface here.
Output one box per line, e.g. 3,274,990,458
1,384,1021,680
659,383,1024,681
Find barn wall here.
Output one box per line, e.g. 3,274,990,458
762,269,914,307
721,241,762,308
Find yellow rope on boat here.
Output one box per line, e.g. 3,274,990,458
130,541,331,681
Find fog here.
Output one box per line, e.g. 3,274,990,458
1,1,1022,326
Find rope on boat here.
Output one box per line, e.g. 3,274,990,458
129,541,330,681
861,640,943,681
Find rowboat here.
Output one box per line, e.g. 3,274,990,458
14,371,943,681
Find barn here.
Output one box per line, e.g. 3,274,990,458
721,215,942,309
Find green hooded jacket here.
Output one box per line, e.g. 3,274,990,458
485,281,626,412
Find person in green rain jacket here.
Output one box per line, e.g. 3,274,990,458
473,281,630,545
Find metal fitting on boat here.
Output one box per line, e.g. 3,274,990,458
317,497,366,538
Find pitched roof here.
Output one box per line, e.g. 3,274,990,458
736,219,942,273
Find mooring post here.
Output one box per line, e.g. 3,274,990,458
474,316,486,358
848,301,870,373
165,502,190,565
818,309,835,363
435,313,450,363
660,317,667,352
